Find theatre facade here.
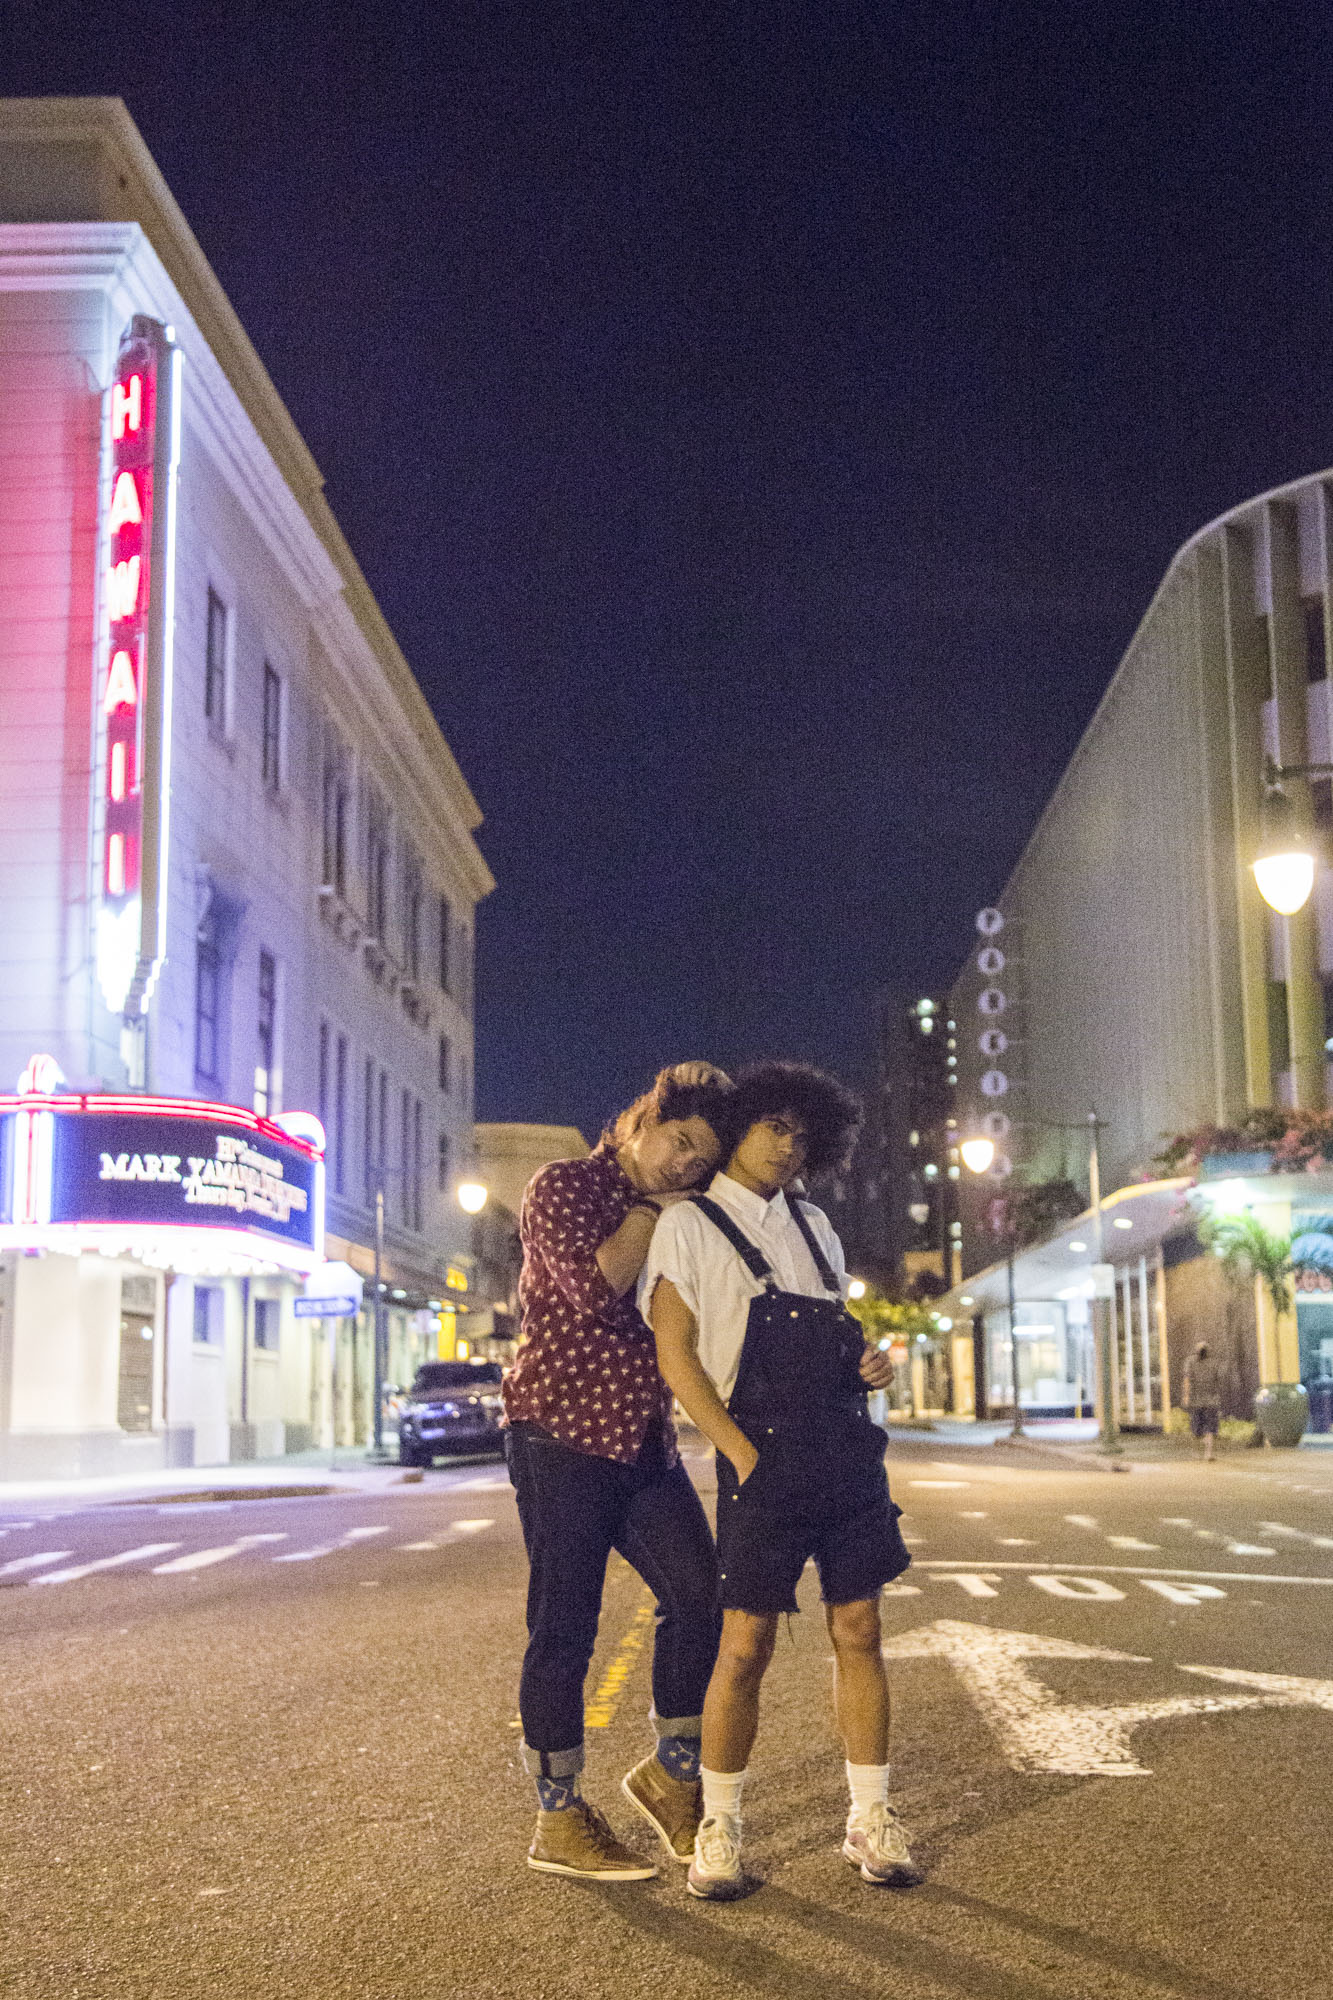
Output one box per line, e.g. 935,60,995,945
0,99,494,1475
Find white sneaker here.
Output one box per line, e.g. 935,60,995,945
842,1802,922,1885
687,1814,748,1900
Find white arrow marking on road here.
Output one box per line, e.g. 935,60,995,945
881,1620,1333,1775
152,1534,287,1574
0,1550,72,1575
940,1573,1001,1597
1106,1537,1160,1550
1259,1521,1333,1551
32,1543,180,1585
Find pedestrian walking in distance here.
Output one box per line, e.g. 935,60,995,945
1183,1339,1223,1462
644,1061,917,1900
502,1061,734,1881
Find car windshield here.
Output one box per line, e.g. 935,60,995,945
412,1362,503,1393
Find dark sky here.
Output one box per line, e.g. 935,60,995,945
8,2,1333,1137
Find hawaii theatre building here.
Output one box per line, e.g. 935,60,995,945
0,98,494,1475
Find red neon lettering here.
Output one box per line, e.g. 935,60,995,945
109,742,128,801
107,556,141,621
107,470,144,533
107,833,125,897
103,649,138,713
111,374,142,440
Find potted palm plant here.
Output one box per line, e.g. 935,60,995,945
1198,1212,1309,1446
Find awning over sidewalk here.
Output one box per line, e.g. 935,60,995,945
940,1177,1195,1318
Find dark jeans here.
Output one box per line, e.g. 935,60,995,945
506,1422,721,1774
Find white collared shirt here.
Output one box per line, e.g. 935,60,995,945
639,1172,848,1403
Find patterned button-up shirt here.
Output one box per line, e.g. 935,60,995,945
501,1141,676,1465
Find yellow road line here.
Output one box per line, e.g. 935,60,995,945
585,1592,655,1728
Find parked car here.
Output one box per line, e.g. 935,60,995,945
396,1360,505,1466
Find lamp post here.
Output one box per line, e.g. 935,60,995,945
1251,754,1332,915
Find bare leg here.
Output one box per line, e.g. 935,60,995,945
826,1597,890,1764
700,1610,778,1771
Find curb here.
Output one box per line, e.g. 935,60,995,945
991,1437,1136,1475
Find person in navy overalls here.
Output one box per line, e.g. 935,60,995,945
644,1061,917,1899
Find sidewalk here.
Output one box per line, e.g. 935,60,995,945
886,1414,1333,1474
0,1444,504,1512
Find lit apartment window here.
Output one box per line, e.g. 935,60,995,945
261,662,282,791
334,1033,348,1196
205,587,228,734
438,1129,451,1194
255,950,277,1115
253,1298,280,1352
195,939,220,1081
438,1033,451,1093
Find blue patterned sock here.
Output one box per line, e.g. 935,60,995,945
535,1773,580,1812
656,1734,701,1782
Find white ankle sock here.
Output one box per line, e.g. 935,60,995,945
701,1765,747,1826
845,1761,890,1819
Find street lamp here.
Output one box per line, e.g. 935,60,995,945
1252,756,1329,914
457,1180,488,1214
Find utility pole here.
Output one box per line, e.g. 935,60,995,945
370,1183,387,1460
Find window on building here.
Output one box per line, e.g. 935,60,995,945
253,1298,280,1351
438,1129,451,1194
401,1087,412,1226
366,794,389,942
438,1033,451,1093
255,950,277,1115
205,587,228,734
322,738,349,895
363,1057,375,1201
412,1098,423,1233
1268,980,1292,1075
403,852,423,981
192,1286,222,1346
1306,599,1328,684
334,1033,348,1196
439,894,452,992
261,662,282,791
195,939,220,1081
318,1020,330,1129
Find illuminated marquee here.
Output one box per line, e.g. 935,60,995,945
97,318,182,1016
0,1089,325,1274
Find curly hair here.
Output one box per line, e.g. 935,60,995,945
605,1065,736,1150
723,1061,863,1177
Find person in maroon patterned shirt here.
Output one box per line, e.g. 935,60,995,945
504,1061,734,1882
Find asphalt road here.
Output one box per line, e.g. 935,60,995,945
2,1439,1332,2000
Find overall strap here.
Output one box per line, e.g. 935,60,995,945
689,1195,778,1289
786,1195,842,1296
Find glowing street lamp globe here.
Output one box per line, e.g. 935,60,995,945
457,1181,488,1214
1252,848,1316,915
960,1136,995,1174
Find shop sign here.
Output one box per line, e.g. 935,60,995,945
96,317,182,1016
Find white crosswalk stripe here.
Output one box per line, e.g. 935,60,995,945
452,1519,494,1535
152,1534,287,1573
1259,1521,1333,1551
0,1550,72,1575
1107,1536,1160,1550
1065,1514,1100,1529
273,1524,390,1563
33,1542,179,1585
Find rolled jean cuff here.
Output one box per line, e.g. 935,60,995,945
520,1740,584,1780
651,1712,704,1740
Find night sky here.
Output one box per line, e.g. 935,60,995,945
7,4,1333,1139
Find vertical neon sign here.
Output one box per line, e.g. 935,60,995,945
96,318,182,1018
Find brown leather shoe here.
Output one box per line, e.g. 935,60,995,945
527,1798,657,1880
621,1754,703,1863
